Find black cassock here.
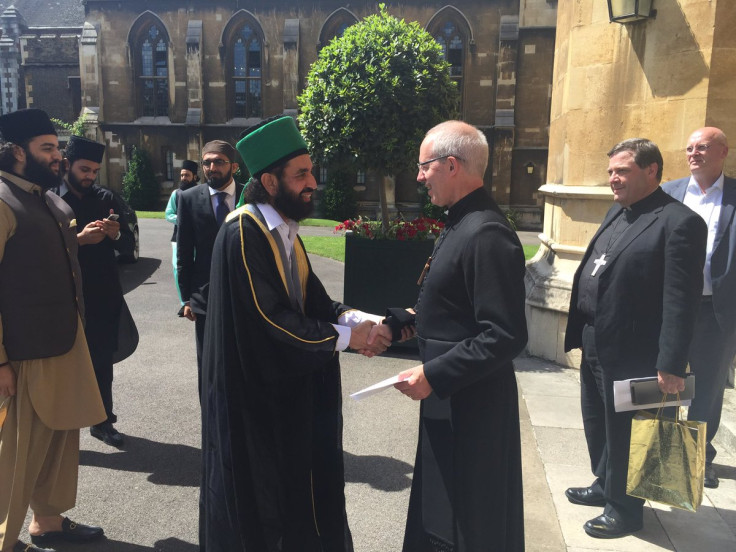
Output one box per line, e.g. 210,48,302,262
404,188,528,552
200,206,354,552
55,184,135,421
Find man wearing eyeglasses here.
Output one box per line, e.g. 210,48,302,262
176,140,244,398
395,121,528,551
663,127,736,489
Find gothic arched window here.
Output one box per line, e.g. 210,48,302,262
229,22,263,118
434,20,465,92
135,21,169,117
318,8,358,49
427,8,471,106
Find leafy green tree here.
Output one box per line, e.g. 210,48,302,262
298,4,459,229
122,147,159,210
52,114,88,137
320,163,358,222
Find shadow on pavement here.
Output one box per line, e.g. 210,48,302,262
715,461,736,482
71,536,198,551
118,257,162,295
80,435,199,487
344,451,413,492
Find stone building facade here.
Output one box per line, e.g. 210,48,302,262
77,0,555,223
0,1,83,122
0,1,556,224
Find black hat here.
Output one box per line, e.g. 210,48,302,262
65,135,105,164
182,159,199,174
0,108,57,144
202,140,237,162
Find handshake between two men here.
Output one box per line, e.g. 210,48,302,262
348,308,417,358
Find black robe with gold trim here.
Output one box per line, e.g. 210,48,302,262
200,206,354,552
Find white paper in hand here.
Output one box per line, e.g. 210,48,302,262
350,374,402,401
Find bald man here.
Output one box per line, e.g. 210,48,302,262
662,127,736,489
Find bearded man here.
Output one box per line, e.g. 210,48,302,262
176,141,244,399
0,109,106,552
165,160,200,315
199,116,393,552
53,135,136,448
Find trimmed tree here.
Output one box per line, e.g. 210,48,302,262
122,146,159,210
298,4,459,230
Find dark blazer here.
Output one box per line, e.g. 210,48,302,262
565,188,707,378
176,182,244,315
662,176,736,335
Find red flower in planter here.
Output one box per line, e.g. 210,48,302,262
335,216,443,241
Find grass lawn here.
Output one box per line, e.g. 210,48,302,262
137,212,337,225
137,211,166,219
302,218,340,228
300,236,345,262
137,212,539,262
303,235,539,263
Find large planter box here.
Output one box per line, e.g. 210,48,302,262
343,234,435,349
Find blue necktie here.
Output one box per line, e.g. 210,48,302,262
215,192,229,226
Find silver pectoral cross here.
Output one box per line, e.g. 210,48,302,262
591,253,606,276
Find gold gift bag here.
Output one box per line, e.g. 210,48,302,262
626,408,706,512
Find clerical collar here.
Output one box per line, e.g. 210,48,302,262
626,186,664,216
446,187,489,225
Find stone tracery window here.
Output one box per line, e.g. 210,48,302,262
433,20,465,93
230,23,263,118
427,7,471,107
318,8,358,49
136,22,169,117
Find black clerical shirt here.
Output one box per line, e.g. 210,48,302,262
576,191,663,323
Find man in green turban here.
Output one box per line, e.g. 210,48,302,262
199,116,392,552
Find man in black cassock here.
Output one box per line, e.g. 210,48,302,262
54,135,136,448
395,120,528,551
199,116,392,552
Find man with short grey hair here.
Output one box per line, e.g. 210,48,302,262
663,126,736,489
395,120,528,551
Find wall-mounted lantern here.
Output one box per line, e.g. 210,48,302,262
607,0,654,24
525,162,534,175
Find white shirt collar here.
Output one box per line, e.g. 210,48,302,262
257,202,299,243
687,172,725,195
209,179,236,198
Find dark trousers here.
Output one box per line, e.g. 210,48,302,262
687,299,735,464
580,324,644,523
88,339,116,424
195,313,206,401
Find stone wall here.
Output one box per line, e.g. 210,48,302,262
527,0,736,366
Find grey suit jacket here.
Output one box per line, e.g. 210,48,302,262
662,176,736,335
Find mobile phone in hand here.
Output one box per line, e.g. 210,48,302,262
106,213,119,221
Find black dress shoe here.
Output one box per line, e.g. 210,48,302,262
90,422,124,447
30,517,104,545
13,541,56,552
704,463,719,489
565,486,606,506
584,514,642,539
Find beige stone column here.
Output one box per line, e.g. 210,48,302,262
525,0,736,367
